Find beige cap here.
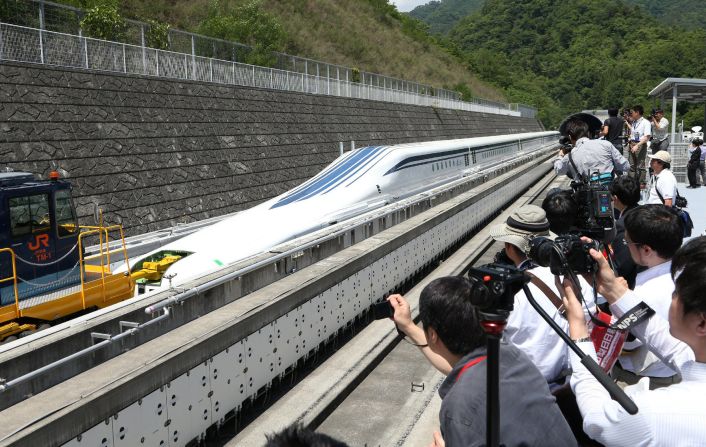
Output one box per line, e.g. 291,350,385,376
647,150,671,164
489,205,552,253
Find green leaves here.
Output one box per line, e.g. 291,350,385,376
79,3,128,41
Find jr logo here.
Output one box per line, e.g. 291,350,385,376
28,234,50,251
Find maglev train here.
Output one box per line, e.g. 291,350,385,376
120,131,557,293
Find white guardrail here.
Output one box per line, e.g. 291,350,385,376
0,22,529,117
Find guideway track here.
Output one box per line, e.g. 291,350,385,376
229,169,566,446
0,151,557,447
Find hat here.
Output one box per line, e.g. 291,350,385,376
489,205,551,253
647,150,671,164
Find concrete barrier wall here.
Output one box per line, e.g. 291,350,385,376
0,62,543,236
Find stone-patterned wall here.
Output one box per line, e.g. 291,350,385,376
0,62,543,236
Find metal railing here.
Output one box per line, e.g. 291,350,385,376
0,22,529,116
0,0,537,117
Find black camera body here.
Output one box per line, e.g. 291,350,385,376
466,264,529,315
558,135,573,154
570,174,615,242
528,235,599,275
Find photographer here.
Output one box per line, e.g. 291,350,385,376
608,176,640,288
645,151,677,207
554,118,629,180
388,277,576,446
489,205,583,386
628,105,652,184
650,108,670,154
558,237,706,446
613,205,682,388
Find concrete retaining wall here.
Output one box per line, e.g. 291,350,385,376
0,62,543,236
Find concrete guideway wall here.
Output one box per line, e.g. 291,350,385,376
0,62,544,236
0,153,554,447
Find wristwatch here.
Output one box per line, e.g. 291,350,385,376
573,337,591,343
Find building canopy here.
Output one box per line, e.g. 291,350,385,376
648,78,706,142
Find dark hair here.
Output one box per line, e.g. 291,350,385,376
608,108,619,117
692,137,703,146
265,423,350,447
623,205,683,258
671,237,706,316
632,105,644,115
542,189,577,234
565,118,590,140
610,176,640,208
419,276,487,355
652,158,671,170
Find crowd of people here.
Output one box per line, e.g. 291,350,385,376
264,111,706,447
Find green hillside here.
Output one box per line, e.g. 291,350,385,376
447,0,706,126
408,0,484,35
410,0,706,35
40,0,505,102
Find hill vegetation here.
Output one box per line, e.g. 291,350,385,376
407,0,483,35
48,0,505,102
445,0,706,126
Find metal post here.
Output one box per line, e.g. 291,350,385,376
38,9,45,64
350,140,355,151
671,85,678,144
83,35,88,69
339,141,344,156
141,24,146,74
156,49,159,76
0,23,4,61
184,53,188,79
191,35,196,79
231,60,235,84
122,43,126,73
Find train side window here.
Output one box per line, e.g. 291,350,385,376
9,194,50,237
55,189,78,237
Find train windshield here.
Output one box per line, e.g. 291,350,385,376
55,189,78,237
9,193,50,237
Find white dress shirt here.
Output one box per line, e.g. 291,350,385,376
504,264,596,384
619,261,677,377
631,116,652,142
571,291,705,447
647,169,677,205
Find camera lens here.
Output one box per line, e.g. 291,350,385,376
528,237,553,267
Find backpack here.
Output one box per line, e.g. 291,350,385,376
655,178,693,237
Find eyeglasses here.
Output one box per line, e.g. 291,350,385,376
623,238,643,247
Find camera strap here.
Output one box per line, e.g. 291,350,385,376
590,301,655,331
568,150,581,178
525,272,565,317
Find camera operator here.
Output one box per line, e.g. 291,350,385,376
558,237,706,446
650,108,670,154
628,105,652,184
601,107,626,155
554,118,629,180
609,176,641,289
387,276,576,446
488,205,582,387
612,205,682,388
645,151,677,207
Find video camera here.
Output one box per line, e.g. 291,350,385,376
558,135,573,154
528,235,599,275
569,173,615,243
465,264,529,316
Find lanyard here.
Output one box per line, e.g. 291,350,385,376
454,355,488,382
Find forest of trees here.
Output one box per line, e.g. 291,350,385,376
412,0,706,126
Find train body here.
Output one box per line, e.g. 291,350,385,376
122,131,557,292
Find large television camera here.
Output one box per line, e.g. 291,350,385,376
570,173,615,243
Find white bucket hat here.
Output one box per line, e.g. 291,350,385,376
489,205,552,253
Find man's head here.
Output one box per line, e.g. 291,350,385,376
608,107,619,118
564,118,590,143
419,276,487,357
647,150,671,173
623,204,683,267
265,423,349,447
692,137,703,147
669,237,706,348
542,190,577,234
490,205,552,265
654,108,664,120
610,176,640,212
631,105,644,119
